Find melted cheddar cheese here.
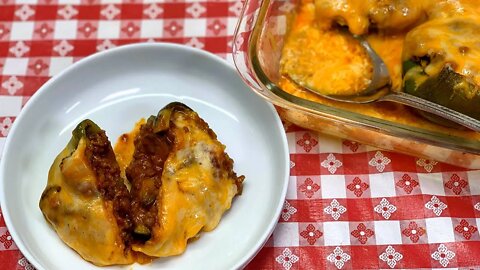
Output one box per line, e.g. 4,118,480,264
314,0,479,35
403,15,480,87
280,0,480,137
285,0,480,94
40,103,243,266
281,3,373,95
40,138,135,266
133,111,238,257
114,105,242,258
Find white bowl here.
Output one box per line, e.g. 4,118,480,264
0,43,289,270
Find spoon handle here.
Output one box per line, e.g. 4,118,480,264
381,92,480,132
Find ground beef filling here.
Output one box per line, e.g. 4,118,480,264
85,129,133,245
126,120,172,241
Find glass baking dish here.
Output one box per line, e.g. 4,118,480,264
232,0,480,169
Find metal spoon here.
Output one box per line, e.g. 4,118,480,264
288,34,480,132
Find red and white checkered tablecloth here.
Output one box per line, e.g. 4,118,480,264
1,1,480,269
